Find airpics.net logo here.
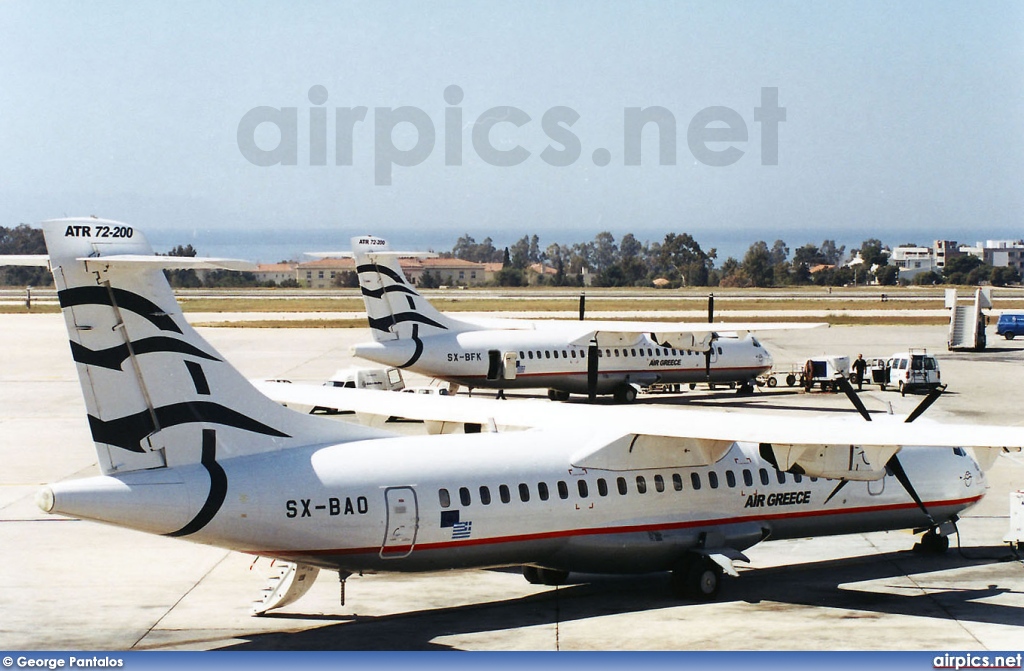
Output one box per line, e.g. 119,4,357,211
236,85,786,185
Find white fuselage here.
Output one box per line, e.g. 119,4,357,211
353,329,773,395
46,430,985,576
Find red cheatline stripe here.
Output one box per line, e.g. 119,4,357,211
454,366,767,381
255,493,982,558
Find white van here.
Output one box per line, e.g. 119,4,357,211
326,366,405,391
881,351,941,396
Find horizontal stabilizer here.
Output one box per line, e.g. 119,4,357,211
77,254,256,272
0,254,50,267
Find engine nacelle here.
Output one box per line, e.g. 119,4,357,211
763,443,900,481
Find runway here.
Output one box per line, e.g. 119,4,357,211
1,313,1022,650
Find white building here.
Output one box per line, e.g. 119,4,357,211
890,246,936,280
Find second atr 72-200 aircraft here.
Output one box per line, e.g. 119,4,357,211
333,236,824,402
13,218,1023,616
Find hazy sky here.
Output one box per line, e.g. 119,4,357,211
2,1,1022,258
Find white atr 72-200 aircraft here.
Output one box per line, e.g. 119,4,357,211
337,235,824,402
12,218,1023,615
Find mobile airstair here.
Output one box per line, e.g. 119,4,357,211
946,288,990,351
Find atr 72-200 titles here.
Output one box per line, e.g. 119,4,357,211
312,236,824,402
6,219,1021,616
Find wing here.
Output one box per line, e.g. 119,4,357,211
254,381,1023,479
525,319,827,349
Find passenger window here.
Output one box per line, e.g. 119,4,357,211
708,472,719,489
570,350,577,358
528,351,534,360
545,351,551,359
597,478,608,496
759,469,770,485
631,349,637,357
519,483,530,502
459,487,471,506
520,351,525,360
743,470,753,487
691,473,701,490
636,476,647,494
563,351,568,358
536,351,542,359
578,480,589,498
654,474,665,492
793,473,803,483
614,349,620,357
557,481,569,499
538,482,549,501
439,488,451,508
726,471,736,488
479,486,492,505
617,477,628,495
672,473,683,491
776,471,786,484
499,484,510,504
656,348,662,356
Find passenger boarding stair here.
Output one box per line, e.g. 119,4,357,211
251,560,321,616
946,288,990,351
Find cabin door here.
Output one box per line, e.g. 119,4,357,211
380,486,419,559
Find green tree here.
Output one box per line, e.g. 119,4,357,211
943,255,983,284
742,241,774,287
331,270,359,288
876,265,899,286
991,265,1020,286
656,232,714,287
164,244,201,288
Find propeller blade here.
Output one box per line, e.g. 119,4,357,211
904,385,947,423
579,292,586,321
707,293,714,323
823,479,849,505
834,376,872,421
587,341,599,402
886,453,934,524
705,348,712,381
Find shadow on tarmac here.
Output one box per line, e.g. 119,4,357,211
218,547,1024,650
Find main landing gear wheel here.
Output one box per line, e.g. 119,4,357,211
547,389,571,402
613,385,638,403
523,566,570,586
913,528,950,554
671,555,722,600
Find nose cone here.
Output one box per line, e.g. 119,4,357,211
760,346,774,369
35,486,55,513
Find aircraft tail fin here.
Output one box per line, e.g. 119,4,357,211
350,235,477,342
43,218,385,475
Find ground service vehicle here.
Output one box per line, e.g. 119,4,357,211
881,351,941,396
996,313,1024,340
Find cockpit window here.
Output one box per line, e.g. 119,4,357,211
953,447,967,457
751,337,760,347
